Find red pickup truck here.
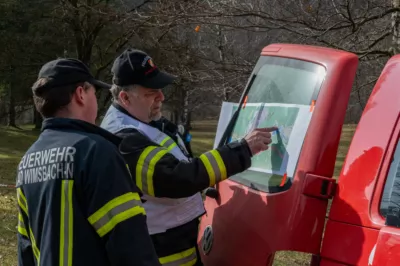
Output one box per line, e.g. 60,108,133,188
197,43,400,265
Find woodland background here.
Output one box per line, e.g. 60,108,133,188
1,0,399,128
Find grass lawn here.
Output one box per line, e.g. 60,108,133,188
0,122,356,265
0,125,39,266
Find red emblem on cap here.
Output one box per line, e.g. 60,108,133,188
145,58,157,75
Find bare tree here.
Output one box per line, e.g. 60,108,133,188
150,0,400,122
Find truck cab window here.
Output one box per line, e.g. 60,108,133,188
380,140,400,226
229,56,326,193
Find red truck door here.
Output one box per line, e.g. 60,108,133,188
320,55,400,266
197,44,359,265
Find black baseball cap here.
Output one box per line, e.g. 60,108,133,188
33,58,111,94
111,49,176,89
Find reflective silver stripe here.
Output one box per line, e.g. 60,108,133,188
17,188,28,215
18,213,28,237
63,181,69,266
202,152,223,183
88,192,145,237
91,199,142,231
29,227,41,263
161,250,197,266
141,147,165,193
18,213,25,228
60,180,73,266
64,181,70,266
162,138,176,150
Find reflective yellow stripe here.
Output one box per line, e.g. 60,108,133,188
136,146,168,196
167,142,177,151
146,149,168,196
199,153,215,186
18,213,28,238
181,258,197,266
17,188,40,263
160,137,170,146
160,136,177,151
210,150,227,181
88,192,145,237
159,247,197,266
16,189,39,262
136,146,157,191
199,150,227,186
29,227,40,264
60,180,74,266
17,188,28,215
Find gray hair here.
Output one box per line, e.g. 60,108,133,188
110,84,141,102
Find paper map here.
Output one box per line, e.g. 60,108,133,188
215,102,313,177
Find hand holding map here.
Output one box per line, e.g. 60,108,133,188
244,127,278,155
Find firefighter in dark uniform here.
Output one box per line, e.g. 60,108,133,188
100,49,276,265
152,118,194,157
17,58,160,266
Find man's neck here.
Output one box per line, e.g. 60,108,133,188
54,110,93,124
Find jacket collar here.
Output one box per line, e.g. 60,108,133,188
113,102,148,124
42,117,122,146
113,102,178,135
112,102,179,141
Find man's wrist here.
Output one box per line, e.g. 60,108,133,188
240,139,253,157
226,139,253,157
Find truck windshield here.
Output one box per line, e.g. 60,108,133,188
229,56,326,192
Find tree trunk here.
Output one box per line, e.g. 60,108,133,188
78,39,93,66
217,25,228,101
173,110,179,124
182,89,189,126
99,92,112,116
0,100,6,125
391,0,400,55
7,84,16,127
185,111,192,130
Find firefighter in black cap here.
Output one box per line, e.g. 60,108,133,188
101,49,276,265
17,58,160,266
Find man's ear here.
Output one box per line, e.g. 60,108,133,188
73,86,85,106
119,90,130,106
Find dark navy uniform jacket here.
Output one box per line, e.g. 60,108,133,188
16,118,160,266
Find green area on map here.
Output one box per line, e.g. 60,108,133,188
231,104,299,172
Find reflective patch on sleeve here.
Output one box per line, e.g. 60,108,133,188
199,150,227,187
88,192,145,237
17,188,40,263
29,227,40,264
136,146,168,196
17,212,28,238
160,136,178,151
17,188,28,215
159,247,197,266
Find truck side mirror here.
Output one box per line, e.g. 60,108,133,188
386,206,400,228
